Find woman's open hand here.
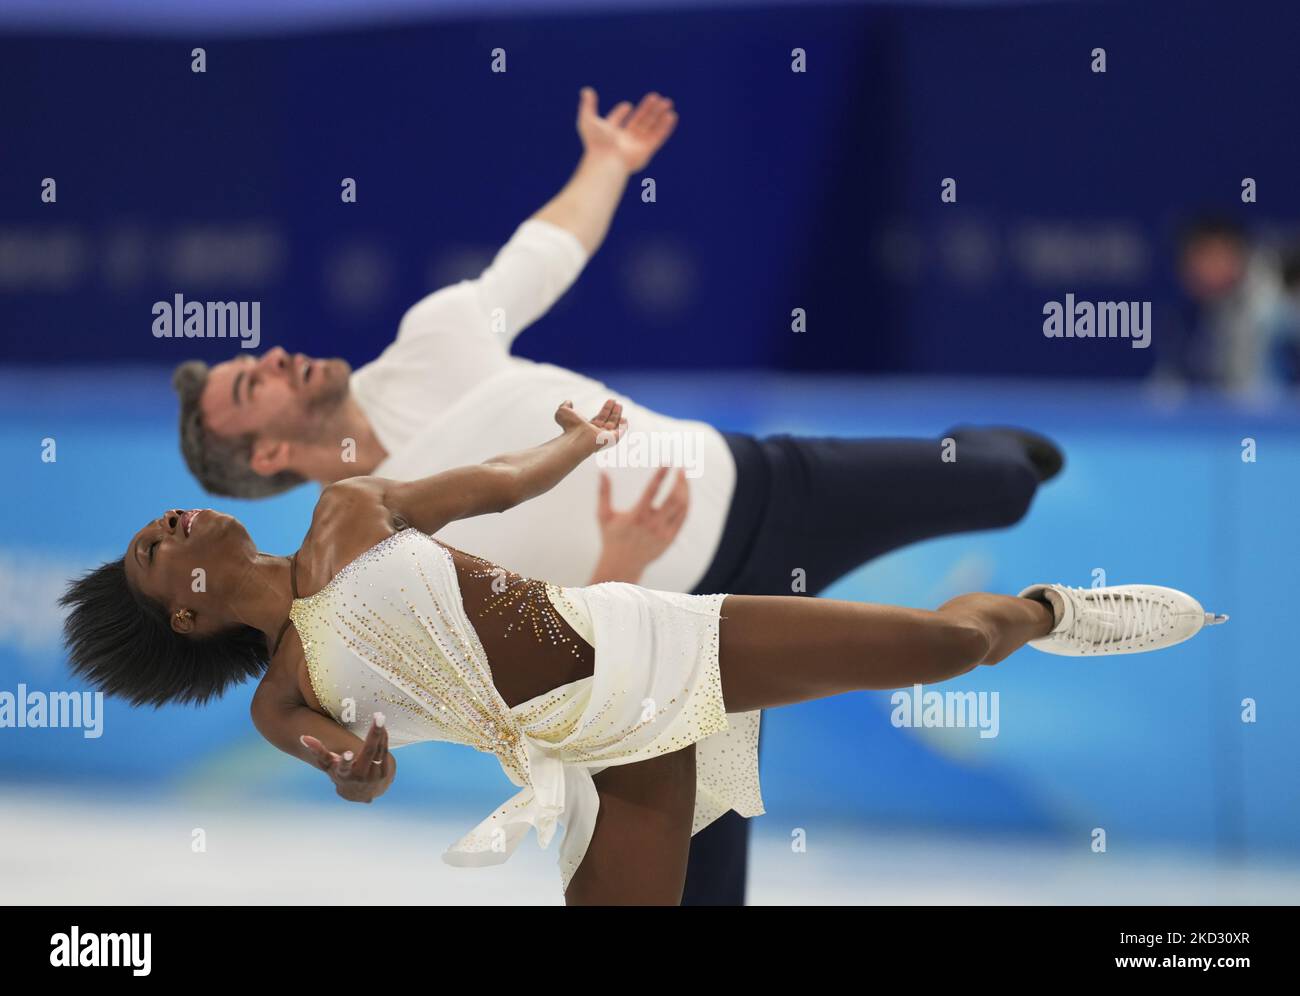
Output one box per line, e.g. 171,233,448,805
555,399,627,453
300,714,395,804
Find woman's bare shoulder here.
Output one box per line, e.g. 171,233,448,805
317,476,387,507
296,479,396,597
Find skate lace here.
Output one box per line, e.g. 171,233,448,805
1060,586,1171,648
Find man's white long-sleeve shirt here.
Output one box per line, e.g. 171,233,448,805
349,219,736,590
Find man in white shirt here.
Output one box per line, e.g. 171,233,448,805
172,88,1063,905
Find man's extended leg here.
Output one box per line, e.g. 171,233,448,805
729,427,1059,597
678,425,1061,906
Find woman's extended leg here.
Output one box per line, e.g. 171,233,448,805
717,592,1054,712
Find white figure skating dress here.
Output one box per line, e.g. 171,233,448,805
289,527,764,892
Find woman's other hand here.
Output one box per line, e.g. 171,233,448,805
300,714,395,804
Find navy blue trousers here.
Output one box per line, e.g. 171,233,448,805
680,428,1043,905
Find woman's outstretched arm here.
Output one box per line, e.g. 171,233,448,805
379,399,626,536
251,679,395,804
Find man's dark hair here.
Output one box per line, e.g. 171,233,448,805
60,559,269,708
1280,244,1300,292
173,360,305,499
1176,214,1248,254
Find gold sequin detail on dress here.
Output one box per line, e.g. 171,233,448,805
289,527,763,894
457,550,589,660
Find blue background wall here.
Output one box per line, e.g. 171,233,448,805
4,0,1297,375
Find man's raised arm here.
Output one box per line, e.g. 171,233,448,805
393,90,677,351
533,88,678,255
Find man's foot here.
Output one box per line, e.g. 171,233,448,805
998,428,1064,483
1017,583,1227,656
946,425,1065,483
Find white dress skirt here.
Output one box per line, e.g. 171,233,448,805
290,528,765,893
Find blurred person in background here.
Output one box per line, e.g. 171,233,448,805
168,87,1064,905
1156,215,1289,399
1269,244,1300,386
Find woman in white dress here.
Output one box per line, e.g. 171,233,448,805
61,399,1226,904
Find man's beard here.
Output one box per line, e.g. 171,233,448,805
288,376,351,445
307,373,349,415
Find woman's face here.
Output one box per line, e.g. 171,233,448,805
122,508,255,635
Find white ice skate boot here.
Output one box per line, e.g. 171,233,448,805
1017,584,1228,656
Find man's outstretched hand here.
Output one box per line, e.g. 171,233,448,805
577,88,678,173
591,466,690,584
300,714,394,804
